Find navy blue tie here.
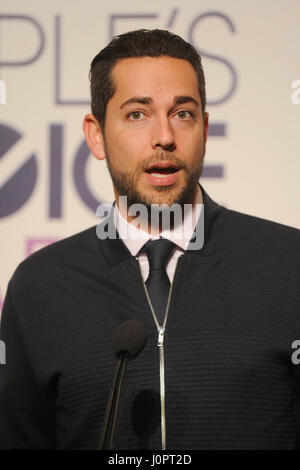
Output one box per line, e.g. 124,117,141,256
142,238,175,324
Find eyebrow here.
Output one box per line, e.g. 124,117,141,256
119,95,200,110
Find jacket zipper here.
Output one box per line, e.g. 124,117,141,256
135,256,181,450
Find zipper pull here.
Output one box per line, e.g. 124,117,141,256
157,327,165,347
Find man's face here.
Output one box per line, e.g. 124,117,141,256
99,56,208,210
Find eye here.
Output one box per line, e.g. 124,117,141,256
176,110,194,120
128,111,145,120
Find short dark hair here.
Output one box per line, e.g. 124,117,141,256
89,29,206,131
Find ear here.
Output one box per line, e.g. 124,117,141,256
203,111,209,156
82,114,106,160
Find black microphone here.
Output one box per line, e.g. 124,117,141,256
99,320,147,450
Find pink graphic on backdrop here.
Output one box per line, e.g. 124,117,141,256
0,238,60,317
26,237,59,257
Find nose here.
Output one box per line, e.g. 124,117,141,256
151,114,176,152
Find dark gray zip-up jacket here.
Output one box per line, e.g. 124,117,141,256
1,184,300,449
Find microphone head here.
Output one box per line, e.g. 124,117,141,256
113,320,147,360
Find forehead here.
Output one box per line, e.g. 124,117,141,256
110,56,200,102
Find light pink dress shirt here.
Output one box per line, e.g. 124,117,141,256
113,185,203,283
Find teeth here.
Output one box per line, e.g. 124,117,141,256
147,167,178,174
150,172,172,178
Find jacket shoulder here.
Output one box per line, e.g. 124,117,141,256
8,225,100,292
222,205,300,251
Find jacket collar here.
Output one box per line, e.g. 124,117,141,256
98,183,223,267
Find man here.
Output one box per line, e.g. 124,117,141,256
0,29,300,450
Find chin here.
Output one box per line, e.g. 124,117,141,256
142,186,183,207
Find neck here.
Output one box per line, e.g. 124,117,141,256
115,185,202,236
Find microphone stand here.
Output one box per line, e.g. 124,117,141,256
99,352,129,450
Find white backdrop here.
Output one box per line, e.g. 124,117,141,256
1,0,300,313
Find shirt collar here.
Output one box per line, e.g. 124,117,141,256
113,184,203,256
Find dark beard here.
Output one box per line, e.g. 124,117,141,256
104,140,204,230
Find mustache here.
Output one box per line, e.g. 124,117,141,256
141,152,186,172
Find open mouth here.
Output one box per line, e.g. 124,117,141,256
145,161,182,178
145,166,180,177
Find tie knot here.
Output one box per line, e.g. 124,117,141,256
142,238,175,271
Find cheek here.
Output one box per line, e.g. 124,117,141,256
180,134,204,158
175,122,203,142
110,126,150,157
105,130,146,168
